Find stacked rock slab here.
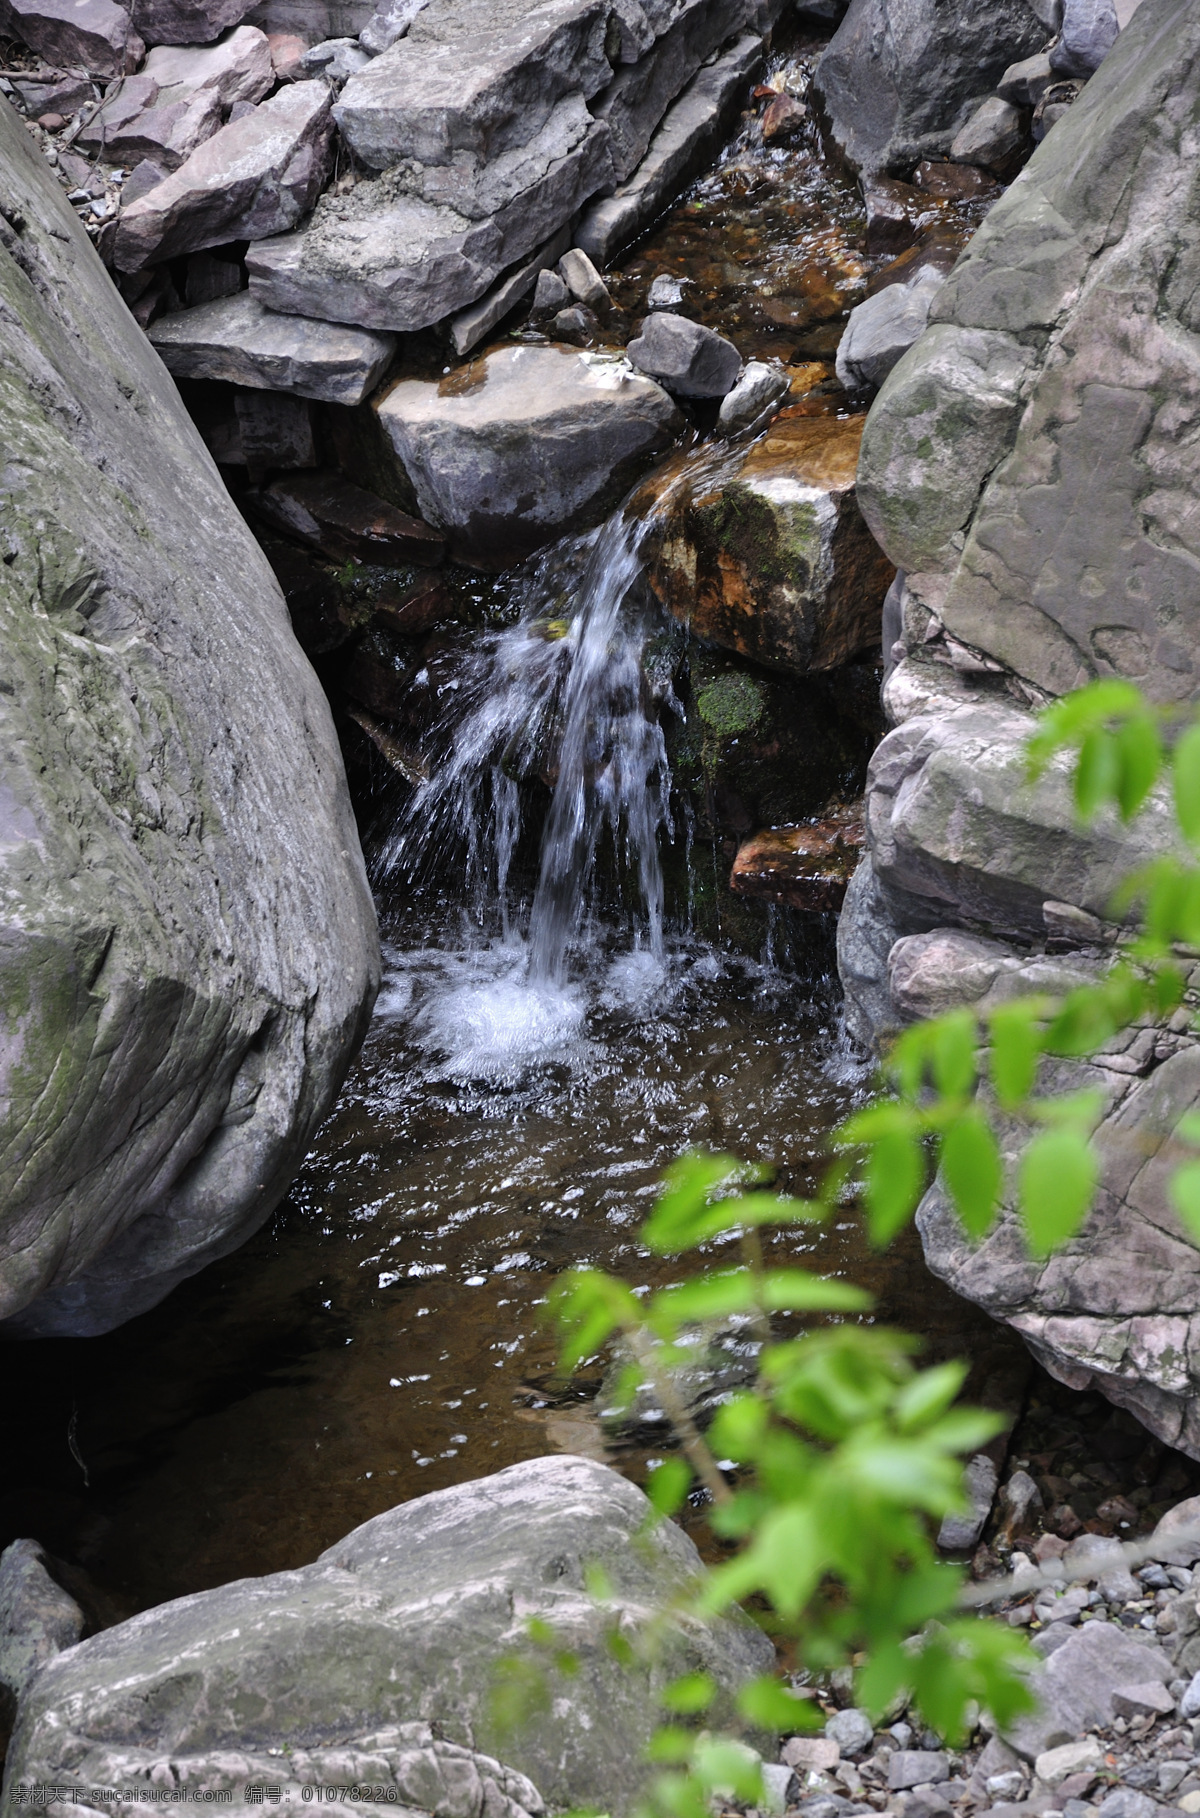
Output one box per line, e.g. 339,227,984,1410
0,92,379,1337
244,0,784,332
1,1457,774,1818
836,0,1200,1456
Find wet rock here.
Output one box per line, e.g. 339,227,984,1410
1051,0,1119,74
729,810,864,913
646,415,893,677
0,1541,85,1709
716,360,790,435
1033,76,1084,139
576,32,762,266
810,0,1047,176
0,91,377,1337
912,157,999,199
113,80,333,272
559,244,609,310
4,1457,773,1815
0,0,142,77
149,292,396,404
374,345,682,568
996,49,1054,105
77,75,223,170
836,265,946,392
133,0,257,44
826,1708,875,1758
254,471,444,565
551,301,599,343
598,1316,760,1436
761,91,805,139
863,177,938,255
627,311,742,397
948,94,1026,169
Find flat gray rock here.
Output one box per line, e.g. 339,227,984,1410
811,0,1046,174
0,0,142,75
76,74,223,170
113,80,333,273
0,90,377,1336
1006,1620,1173,1757
447,224,572,355
248,104,611,330
577,31,762,265
949,93,1025,166
4,1457,773,1816
376,343,682,565
627,309,742,396
149,292,396,404
143,26,275,109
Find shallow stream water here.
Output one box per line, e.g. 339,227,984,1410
0,29,1020,1625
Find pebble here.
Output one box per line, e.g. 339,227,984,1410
1181,1670,1200,1718
825,1709,876,1759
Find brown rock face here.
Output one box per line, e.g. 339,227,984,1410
730,804,865,912
645,415,894,678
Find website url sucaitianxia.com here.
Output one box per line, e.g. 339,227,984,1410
11,1788,403,1806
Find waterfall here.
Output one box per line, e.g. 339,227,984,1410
380,504,675,986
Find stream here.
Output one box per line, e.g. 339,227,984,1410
0,25,1019,1626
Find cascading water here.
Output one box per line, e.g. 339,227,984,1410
376,495,689,1074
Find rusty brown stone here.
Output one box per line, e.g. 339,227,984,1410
729,805,864,913
644,415,894,677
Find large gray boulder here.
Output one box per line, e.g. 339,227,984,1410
0,1541,84,1715
0,92,378,1337
857,0,1200,704
810,0,1048,176
1,1457,774,1817
375,345,683,566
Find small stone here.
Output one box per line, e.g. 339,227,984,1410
887,1753,948,1792
1035,1534,1070,1565
1159,1763,1189,1797
627,311,742,398
1000,1470,1043,1530
889,1725,914,1749
551,304,599,345
1112,1682,1176,1719
300,36,370,80
716,360,789,435
826,1709,876,1759
358,0,427,55
1149,1496,1200,1565
1032,78,1083,142
267,31,306,79
1035,1739,1105,1788
1097,1791,1159,1818
1047,1503,1085,1540
895,1790,951,1818
558,246,610,312
1180,1671,1200,1719
1101,1568,1141,1603
996,50,1054,105
0,1539,85,1706
532,268,569,314
949,95,1026,170
986,1772,1025,1798
836,266,946,394
862,176,934,255
761,92,806,140
911,158,997,200
1179,1792,1200,1814
784,1739,842,1774
647,272,687,309
761,1763,801,1815
122,156,169,206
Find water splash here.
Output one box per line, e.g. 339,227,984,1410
380,504,676,987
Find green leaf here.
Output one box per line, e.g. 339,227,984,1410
646,1455,692,1518
645,1728,699,1765
930,1010,978,1101
691,1740,763,1804
1026,678,1146,779
760,1269,873,1314
988,1002,1042,1110
939,1111,1002,1239
892,1361,967,1434
1075,726,1120,821
735,1677,820,1731
1170,1160,1200,1244
1175,721,1200,845
1114,712,1163,821
650,1271,757,1329
660,1672,717,1715
640,1152,763,1254
1018,1127,1099,1258
865,1125,926,1245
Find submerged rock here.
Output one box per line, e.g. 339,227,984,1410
374,345,683,567
3,1457,774,1815
730,808,865,912
0,91,378,1336
645,415,893,676
836,265,946,392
